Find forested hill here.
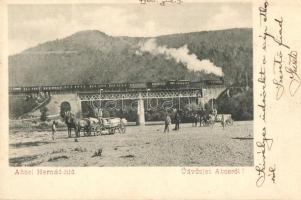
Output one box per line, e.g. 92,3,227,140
9,28,252,87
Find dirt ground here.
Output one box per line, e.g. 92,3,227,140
9,121,253,167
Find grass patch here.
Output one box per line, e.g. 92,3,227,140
9,155,39,166
73,147,87,152
48,155,68,162
92,148,102,157
25,160,43,166
52,148,67,154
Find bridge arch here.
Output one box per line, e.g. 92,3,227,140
207,98,217,109
60,101,71,118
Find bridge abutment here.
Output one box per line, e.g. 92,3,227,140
29,93,82,118
201,86,226,106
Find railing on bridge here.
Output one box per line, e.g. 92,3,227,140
77,88,203,101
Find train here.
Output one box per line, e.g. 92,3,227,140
9,78,224,94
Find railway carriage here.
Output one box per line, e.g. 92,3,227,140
9,78,224,93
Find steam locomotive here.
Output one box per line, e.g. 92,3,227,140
9,78,224,94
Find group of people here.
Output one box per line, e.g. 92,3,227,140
163,108,218,133
192,108,217,127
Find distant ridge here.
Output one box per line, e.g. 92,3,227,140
9,28,252,87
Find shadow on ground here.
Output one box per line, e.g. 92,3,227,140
10,141,53,148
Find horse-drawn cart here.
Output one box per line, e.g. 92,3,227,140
200,114,234,127
64,111,126,137
215,114,233,126
90,117,126,135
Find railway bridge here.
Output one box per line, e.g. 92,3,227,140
10,82,227,125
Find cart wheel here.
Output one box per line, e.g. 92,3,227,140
95,126,102,136
118,120,125,134
90,127,95,136
117,124,125,134
207,118,214,128
120,126,126,134
226,119,233,126
88,127,92,136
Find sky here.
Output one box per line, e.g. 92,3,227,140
8,3,252,55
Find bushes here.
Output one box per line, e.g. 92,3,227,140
40,106,49,121
9,120,32,130
9,96,39,119
217,89,253,121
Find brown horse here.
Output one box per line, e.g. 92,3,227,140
64,113,77,137
64,112,91,137
75,117,91,137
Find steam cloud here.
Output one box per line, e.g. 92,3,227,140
137,39,223,76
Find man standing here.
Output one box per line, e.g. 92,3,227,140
174,110,181,131
51,120,57,141
212,107,217,119
193,113,198,127
164,114,171,133
199,108,205,127
221,114,225,129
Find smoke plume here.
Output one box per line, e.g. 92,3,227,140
137,38,223,76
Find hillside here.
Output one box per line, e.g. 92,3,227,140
9,28,252,87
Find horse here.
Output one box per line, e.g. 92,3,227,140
64,112,91,137
74,117,91,137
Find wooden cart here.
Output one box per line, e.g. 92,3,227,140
215,114,234,126
91,117,126,135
